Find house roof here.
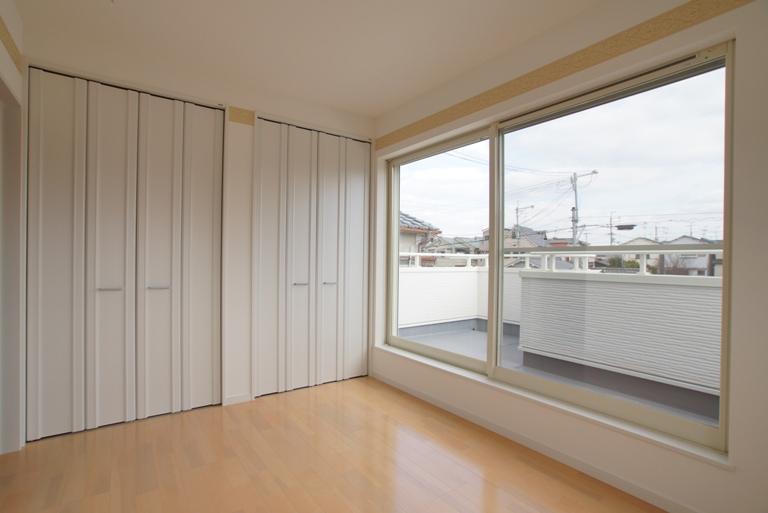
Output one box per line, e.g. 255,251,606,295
664,235,721,245
620,235,722,246
621,237,659,246
423,236,483,252
520,232,550,247
400,212,439,233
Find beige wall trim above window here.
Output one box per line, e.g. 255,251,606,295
228,106,256,126
0,15,23,73
374,0,752,150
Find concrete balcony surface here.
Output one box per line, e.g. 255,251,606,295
396,250,723,422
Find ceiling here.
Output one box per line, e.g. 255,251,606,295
17,0,603,119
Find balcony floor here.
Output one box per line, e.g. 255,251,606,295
403,326,522,368
398,319,719,422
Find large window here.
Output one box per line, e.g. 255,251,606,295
388,44,731,449
390,136,490,371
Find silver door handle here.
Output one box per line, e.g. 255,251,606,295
322,281,337,285
147,286,170,290
97,287,122,291
293,282,308,286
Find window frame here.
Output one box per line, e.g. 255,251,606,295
385,42,733,451
387,129,490,374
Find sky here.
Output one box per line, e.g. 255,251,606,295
399,67,726,246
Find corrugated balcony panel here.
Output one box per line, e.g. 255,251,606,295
519,273,721,393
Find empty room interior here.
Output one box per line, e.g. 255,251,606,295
1,1,767,512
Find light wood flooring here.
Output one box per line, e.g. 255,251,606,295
0,377,665,513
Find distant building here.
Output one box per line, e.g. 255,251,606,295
479,225,550,252
618,235,720,276
423,236,484,254
399,212,440,253
663,235,721,276
621,236,658,246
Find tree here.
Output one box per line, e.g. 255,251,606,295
606,256,639,270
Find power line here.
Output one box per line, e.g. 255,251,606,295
446,150,574,176
579,211,722,219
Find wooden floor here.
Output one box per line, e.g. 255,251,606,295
0,377,665,513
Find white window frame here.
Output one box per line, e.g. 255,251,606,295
387,129,490,374
386,41,733,451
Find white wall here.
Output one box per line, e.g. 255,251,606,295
374,0,684,140
18,15,371,140
0,0,22,102
221,117,255,405
371,2,768,513
0,0,23,454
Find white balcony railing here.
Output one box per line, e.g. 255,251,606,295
397,246,723,394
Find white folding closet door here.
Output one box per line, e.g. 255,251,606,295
85,82,139,429
286,126,317,390
343,139,370,378
26,69,87,440
252,120,287,396
182,103,223,409
316,133,344,384
137,94,184,418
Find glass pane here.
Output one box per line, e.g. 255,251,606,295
500,68,725,423
396,139,489,363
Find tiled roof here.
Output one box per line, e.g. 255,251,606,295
400,212,438,232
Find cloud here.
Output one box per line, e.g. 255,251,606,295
400,68,726,244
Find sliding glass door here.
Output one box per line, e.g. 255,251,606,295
389,134,490,371
387,43,731,450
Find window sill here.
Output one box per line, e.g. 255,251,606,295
373,343,732,469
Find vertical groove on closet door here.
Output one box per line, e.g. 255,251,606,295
72,78,87,432
252,120,286,397
336,139,347,382
85,82,138,429
277,123,289,393
26,69,87,440
308,131,318,388
212,109,223,405
316,133,343,385
181,103,223,410
137,94,183,419
171,103,184,413
285,126,317,390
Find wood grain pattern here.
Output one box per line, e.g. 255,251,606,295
375,0,753,150
229,107,255,126
0,377,666,513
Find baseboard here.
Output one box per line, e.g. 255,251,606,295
372,371,698,513
222,393,251,406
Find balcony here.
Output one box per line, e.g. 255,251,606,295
395,247,723,422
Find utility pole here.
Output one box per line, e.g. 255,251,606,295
515,202,534,240
609,212,615,246
570,170,598,245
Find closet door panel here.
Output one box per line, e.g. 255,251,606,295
26,69,87,440
137,94,183,418
344,140,369,378
182,103,223,409
86,82,138,428
253,120,286,396
317,133,343,384
286,126,316,390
